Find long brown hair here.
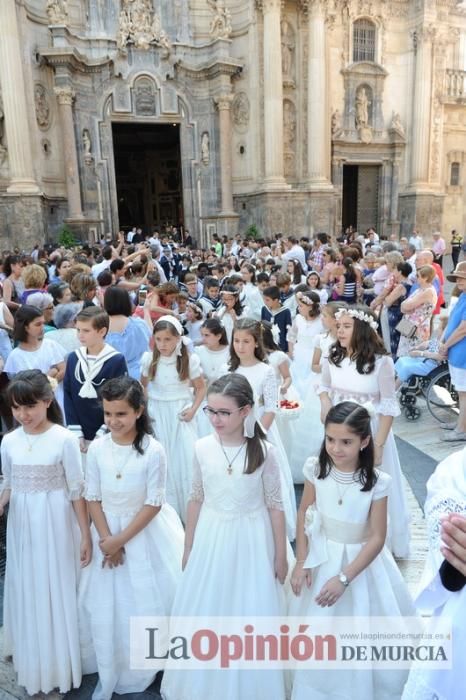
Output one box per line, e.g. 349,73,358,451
148,319,190,381
208,374,266,474
229,318,267,371
330,305,387,374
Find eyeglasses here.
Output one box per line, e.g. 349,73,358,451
202,405,246,418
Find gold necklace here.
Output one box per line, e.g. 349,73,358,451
23,431,43,452
219,439,246,476
111,440,132,480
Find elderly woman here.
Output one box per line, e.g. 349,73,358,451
380,261,413,357
20,264,47,304
439,262,466,442
46,303,81,355
26,292,55,332
397,265,437,358
104,286,152,379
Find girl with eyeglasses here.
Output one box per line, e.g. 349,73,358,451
161,373,288,700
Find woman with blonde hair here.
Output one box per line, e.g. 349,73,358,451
20,264,48,304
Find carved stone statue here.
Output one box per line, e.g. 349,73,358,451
46,0,68,25
34,85,51,130
281,20,295,82
201,132,210,165
207,0,232,40
390,111,405,138
117,0,172,56
82,129,93,165
331,109,343,138
355,86,370,129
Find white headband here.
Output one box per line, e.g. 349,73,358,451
335,308,378,332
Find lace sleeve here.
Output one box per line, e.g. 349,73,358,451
287,318,298,344
62,433,84,501
189,450,205,503
425,491,466,554
263,366,279,413
315,358,332,395
145,440,167,507
303,456,319,484
84,445,101,502
262,445,284,511
374,355,401,417
0,438,12,490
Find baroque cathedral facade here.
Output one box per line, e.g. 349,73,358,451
1,0,466,248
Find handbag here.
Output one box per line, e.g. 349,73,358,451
395,316,418,338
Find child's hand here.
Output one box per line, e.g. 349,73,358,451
290,563,312,596
102,549,125,569
80,535,92,568
99,534,124,557
280,384,288,395
374,444,383,467
315,576,346,607
79,437,89,454
274,555,288,585
179,407,195,423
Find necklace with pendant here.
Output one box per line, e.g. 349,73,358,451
111,440,132,480
219,439,246,475
23,431,43,452
331,467,357,505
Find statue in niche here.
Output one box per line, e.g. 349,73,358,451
201,132,210,165
390,111,405,138
207,0,232,40
34,85,51,130
355,86,370,129
82,129,93,165
281,20,295,83
135,79,156,115
46,0,68,24
232,92,250,128
331,109,343,138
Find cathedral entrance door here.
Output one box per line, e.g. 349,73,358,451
112,122,183,233
342,164,380,235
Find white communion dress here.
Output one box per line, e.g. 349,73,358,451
287,315,324,399
402,448,466,700
289,457,415,700
1,424,84,695
230,361,297,541
161,433,287,700
317,355,411,558
140,350,202,521
194,344,231,436
79,434,184,700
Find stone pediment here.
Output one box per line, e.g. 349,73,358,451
342,62,388,78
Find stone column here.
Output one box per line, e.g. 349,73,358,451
55,87,83,219
0,0,40,194
214,93,235,214
261,0,287,189
410,26,435,187
306,0,332,190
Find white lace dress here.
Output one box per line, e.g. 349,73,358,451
231,361,297,541
141,350,202,521
268,349,297,454
161,434,287,700
287,315,324,399
402,448,466,700
316,355,411,558
79,434,184,700
1,424,84,695
289,458,415,700
194,345,231,437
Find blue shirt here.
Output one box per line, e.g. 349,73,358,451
444,293,466,369
106,317,151,379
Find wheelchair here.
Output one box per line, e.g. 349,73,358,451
399,362,459,424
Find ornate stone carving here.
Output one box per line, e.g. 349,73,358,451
281,20,296,86
134,77,156,115
390,111,405,138
283,99,296,177
201,132,210,165
207,0,232,39
331,108,343,138
34,84,51,130
355,85,370,128
46,0,68,25
117,0,172,56
232,92,250,131
54,86,75,106
82,129,93,165
214,94,234,111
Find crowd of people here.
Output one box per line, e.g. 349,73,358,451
0,224,465,700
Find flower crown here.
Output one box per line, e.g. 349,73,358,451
335,307,378,331
296,291,316,306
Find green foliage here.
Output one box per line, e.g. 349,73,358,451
57,225,77,249
245,224,259,240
